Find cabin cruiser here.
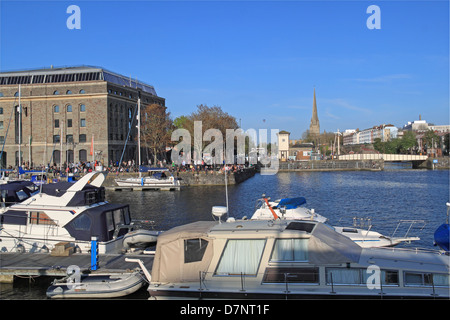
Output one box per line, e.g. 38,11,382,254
0,171,157,254
115,168,180,190
251,195,421,248
146,215,449,299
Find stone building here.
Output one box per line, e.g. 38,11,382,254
0,66,165,168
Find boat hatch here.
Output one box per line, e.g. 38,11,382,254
285,222,315,233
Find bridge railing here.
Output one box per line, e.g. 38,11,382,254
338,154,427,161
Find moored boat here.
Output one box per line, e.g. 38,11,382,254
0,171,157,254
251,195,421,248
147,216,449,299
46,270,145,299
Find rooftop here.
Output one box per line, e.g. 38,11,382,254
0,65,158,95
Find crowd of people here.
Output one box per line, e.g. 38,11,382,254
8,158,250,178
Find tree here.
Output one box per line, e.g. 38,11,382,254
398,131,417,154
140,104,173,165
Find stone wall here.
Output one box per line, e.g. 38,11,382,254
104,167,256,187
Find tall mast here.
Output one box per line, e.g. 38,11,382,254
18,84,21,168
137,96,141,179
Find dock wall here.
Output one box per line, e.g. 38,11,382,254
277,160,384,171
105,167,256,187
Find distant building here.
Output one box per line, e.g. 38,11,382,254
309,88,320,138
343,125,398,146
290,142,314,161
277,130,290,161
0,66,165,167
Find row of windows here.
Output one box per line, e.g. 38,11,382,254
54,104,86,112
0,72,101,86
54,119,86,128
0,105,85,115
53,134,88,143
195,238,450,288
0,89,87,97
53,89,86,95
261,267,450,287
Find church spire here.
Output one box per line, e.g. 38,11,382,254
309,88,320,137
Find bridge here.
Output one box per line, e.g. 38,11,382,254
338,154,427,161
338,153,427,163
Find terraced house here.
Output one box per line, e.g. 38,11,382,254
0,66,165,168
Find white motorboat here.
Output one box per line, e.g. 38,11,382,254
146,215,449,299
251,195,421,248
46,270,145,299
115,168,180,189
251,196,328,223
0,171,157,254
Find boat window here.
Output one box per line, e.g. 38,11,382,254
270,238,309,262
263,267,319,284
215,239,266,276
123,207,131,225
403,272,448,287
106,211,114,232
342,228,358,233
433,273,450,287
184,238,209,263
71,214,91,231
326,268,399,286
113,209,124,226
285,222,315,233
16,190,29,201
29,212,57,225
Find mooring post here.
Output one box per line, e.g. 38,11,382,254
91,236,98,271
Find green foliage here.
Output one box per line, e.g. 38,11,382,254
373,131,418,154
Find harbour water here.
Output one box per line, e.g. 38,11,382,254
1,166,449,300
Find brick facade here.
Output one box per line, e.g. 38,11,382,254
0,67,165,168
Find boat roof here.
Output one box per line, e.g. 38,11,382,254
0,180,34,191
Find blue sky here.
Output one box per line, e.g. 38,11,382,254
1,0,448,139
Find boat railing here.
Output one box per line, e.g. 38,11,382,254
390,220,426,239
194,268,447,298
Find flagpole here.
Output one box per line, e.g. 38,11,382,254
18,84,21,169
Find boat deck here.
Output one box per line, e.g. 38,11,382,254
0,252,154,283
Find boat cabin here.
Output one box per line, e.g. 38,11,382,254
149,219,450,299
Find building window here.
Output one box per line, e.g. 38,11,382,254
66,90,72,94
79,89,86,94
0,136,4,144
0,108,3,114
79,149,87,162
79,134,86,143
66,105,72,112
67,119,72,128
80,104,86,112
54,119,59,128
53,135,60,143
53,90,59,95
54,105,59,113
80,119,86,127
0,92,3,97
66,135,73,143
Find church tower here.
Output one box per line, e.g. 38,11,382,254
309,88,320,137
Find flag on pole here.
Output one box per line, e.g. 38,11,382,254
90,134,94,156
